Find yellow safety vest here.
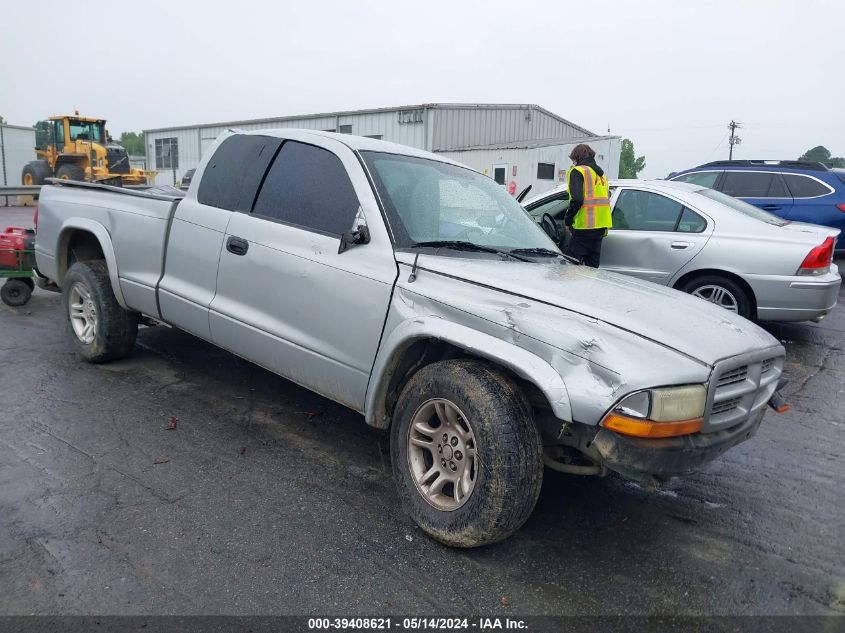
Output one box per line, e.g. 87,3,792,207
567,165,613,230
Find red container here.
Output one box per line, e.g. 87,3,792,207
0,227,35,271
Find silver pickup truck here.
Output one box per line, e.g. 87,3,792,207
35,130,787,547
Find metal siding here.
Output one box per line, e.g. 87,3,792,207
431,106,589,151
0,125,36,188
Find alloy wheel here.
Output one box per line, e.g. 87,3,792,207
69,282,97,344
691,284,739,312
407,398,478,511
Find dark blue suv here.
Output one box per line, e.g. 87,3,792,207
668,160,845,242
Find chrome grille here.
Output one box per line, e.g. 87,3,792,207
705,350,784,432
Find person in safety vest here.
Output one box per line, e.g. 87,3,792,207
562,144,613,268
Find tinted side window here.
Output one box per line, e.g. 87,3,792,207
252,141,360,236
676,208,707,233
198,135,282,212
720,171,788,198
783,174,831,198
612,190,683,231
672,171,721,188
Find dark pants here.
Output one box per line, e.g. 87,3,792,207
565,228,605,268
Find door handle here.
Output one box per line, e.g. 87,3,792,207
670,241,692,250
226,236,249,256
762,204,781,211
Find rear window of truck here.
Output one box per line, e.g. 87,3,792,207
197,135,282,212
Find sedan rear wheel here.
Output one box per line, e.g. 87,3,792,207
681,274,752,319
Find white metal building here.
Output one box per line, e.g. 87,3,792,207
0,122,36,206
1,123,36,185
143,103,619,195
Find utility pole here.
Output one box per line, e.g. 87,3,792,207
728,120,742,159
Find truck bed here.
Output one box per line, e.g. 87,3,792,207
34,179,183,318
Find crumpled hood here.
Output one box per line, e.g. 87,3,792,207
409,255,780,366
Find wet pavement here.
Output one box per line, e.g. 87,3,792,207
1,207,843,616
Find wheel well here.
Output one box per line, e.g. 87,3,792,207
59,229,105,282
673,268,757,318
377,339,552,428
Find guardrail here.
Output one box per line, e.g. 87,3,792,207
0,185,42,197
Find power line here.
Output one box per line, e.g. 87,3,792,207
706,131,731,161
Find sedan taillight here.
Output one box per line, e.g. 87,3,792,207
797,236,834,275
837,203,845,213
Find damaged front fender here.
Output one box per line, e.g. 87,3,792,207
365,260,713,430
365,313,573,429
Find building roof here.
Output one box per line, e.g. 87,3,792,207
142,103,595,136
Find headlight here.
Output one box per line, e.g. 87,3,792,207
601,385,706,438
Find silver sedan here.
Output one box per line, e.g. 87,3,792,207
523,179,841,322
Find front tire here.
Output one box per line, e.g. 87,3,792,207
56,164,86,181
680,274,752,319
390,359,543,548
62,261,138,362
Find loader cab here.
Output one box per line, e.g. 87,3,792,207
66,118,105,144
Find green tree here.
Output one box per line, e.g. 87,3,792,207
118,132,145,156
618,138,646,178
798,145,845,168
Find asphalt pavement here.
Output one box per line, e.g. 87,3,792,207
1,206,843,616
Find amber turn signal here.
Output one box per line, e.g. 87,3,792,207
602,412,703,438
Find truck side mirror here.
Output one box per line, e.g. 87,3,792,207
338,224,370,254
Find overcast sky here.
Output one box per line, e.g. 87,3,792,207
2,0,842,178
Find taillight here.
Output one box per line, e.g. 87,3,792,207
33,206,38,233
797,236,834,275
837,203,845,213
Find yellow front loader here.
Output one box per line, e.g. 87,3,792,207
22,114,152,186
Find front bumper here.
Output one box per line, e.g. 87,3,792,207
590,407,765,481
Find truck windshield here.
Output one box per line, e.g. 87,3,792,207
362,151,561,253
68,120,104,143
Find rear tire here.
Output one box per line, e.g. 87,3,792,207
680,274,752,319
22,161,53,186
1,279,32,306
390,359,543,548
56,164,86,182
62,261,138,362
